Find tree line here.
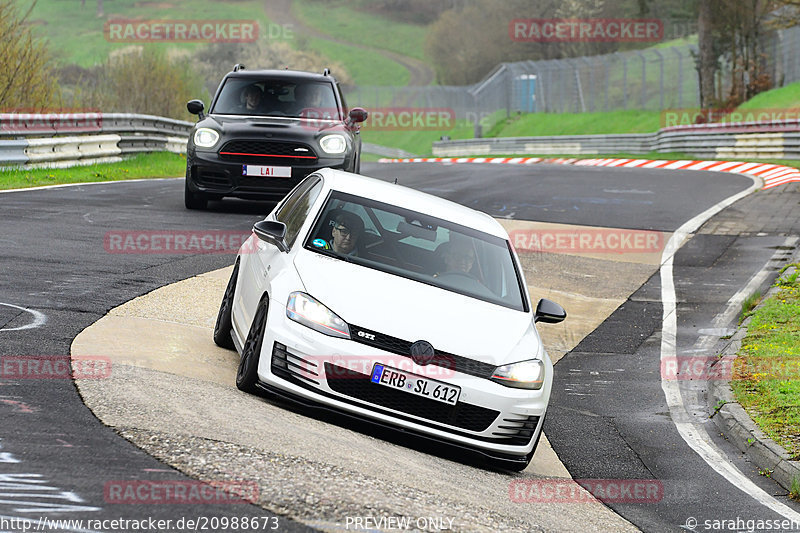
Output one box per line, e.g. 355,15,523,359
1,0,798,116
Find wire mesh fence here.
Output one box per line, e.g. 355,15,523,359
344,25,800,125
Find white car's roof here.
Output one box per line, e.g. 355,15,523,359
316,168,507,239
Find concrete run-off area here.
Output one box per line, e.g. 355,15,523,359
71,219,667,532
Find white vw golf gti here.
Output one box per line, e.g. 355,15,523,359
214,168,565,470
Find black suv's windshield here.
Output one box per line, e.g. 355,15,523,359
304,191,527,312
211,78,340,119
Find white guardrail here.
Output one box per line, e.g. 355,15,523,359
0,113,192,168
433,119,800,160
1,113,799,168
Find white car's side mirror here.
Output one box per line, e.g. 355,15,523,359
253,220,288,252
534,299,566,324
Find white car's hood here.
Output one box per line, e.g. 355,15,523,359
293,252,539,367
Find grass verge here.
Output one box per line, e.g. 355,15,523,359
26,0,271,67
0,152,186,190
304,37,409,86
731,263,800,459
360,119,478,156
292,0,428,62
489,110,664,137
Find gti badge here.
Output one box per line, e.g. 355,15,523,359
409,340,435,366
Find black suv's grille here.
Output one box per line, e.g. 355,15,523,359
324,363,499,432
348,324,496,379
219,140,318,165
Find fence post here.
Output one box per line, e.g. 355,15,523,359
622,54,629,110
653,49,665,110
636,50,647,109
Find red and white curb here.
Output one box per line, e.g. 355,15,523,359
377,157,800,190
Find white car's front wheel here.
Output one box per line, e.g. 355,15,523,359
237,296,268,393
213,261,239,349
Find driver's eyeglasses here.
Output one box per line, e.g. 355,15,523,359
333,225,351,237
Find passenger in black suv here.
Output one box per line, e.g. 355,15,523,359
184,65,368,210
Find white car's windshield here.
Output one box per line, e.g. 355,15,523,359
211,78,340,118
304,191,527,311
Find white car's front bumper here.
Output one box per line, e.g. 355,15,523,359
252,305,552,461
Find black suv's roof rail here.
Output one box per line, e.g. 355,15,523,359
233,63,246,72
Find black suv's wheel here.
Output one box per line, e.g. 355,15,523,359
213,261,239,349
184,180,208,210
237,296,269,393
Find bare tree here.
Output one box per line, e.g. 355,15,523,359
0,0,60,110
697,0,717,108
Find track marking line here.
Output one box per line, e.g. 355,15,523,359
0,303,47,332
658,175,800,522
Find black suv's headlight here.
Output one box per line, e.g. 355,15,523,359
319,134,347,155
194,128,220,148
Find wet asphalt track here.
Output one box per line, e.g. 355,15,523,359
1,162,798,532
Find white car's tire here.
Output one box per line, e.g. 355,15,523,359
213,261,238,349
237,295,268,394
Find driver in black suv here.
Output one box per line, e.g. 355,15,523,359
184,66,368,210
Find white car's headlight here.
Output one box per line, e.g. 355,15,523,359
193,128,220,148
286,292,350,339
319,134,347,154
491,359,545,389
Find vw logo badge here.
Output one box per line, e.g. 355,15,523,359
409,340,435,366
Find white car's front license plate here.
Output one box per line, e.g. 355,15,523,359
370,364,460,406
242,165,292,178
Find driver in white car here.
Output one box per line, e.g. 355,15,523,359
330,212,364,256
442,240,476,274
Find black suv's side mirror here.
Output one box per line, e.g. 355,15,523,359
253,220,288,252
187,99,205,119
534,299,566,324
347,107,368,125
